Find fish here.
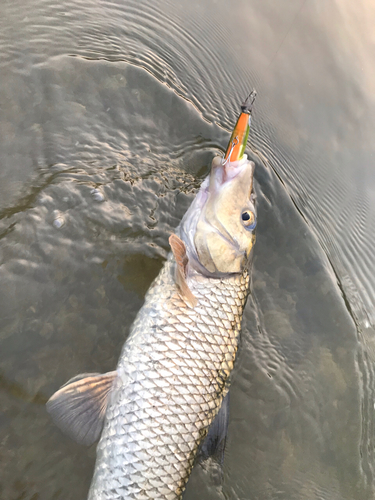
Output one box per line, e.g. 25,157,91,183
47,91,257,500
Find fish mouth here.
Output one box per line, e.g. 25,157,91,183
209,154,253,189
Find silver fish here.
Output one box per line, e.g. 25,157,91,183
47,97,257,499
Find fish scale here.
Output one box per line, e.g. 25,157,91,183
88,256,250,500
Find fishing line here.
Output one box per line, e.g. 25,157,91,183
265,0,308,73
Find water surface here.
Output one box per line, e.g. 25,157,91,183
0,0,374,499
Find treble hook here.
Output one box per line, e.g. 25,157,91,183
222,136,239,165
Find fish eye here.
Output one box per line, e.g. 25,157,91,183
241,210,256,229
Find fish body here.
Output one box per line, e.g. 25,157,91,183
47,95,257,499
89,255,250,499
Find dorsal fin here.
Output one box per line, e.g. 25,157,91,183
169,234,197,307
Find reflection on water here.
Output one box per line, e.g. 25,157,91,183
0,0,374,499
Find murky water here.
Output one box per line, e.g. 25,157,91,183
1,0,375,499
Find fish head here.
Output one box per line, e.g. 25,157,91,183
181,155,256,276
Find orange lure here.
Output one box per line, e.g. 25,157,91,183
224,90,256,163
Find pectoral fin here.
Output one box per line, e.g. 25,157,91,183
169,234,197,307
46,371,117,446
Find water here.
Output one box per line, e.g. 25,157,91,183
0,0,374,498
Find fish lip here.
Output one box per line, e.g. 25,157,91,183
211,155,252,188
223,158,253,183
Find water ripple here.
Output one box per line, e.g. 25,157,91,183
1,1,375,498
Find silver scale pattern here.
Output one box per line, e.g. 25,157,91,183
89,255,250,500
